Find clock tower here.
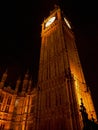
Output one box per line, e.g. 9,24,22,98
37,6,97,130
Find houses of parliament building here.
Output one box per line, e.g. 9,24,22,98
0,6,98,130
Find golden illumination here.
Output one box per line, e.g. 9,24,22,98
64,17,71,29
45,16,56,27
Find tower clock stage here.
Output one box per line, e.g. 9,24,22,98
36,6,97,130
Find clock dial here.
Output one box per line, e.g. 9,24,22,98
64,17,71,29
45,16,56,27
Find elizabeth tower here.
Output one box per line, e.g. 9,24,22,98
37,6,97,130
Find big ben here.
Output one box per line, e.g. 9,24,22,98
37,6,97,130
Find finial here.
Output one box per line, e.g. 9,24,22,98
27,77,33,93
24,69,29,79
15,76,21,93
22,71,29,92
54,4,58,8
0,68,8,89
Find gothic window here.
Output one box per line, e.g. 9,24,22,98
55,93,58,106
30,106,35,113
0,94,4,103
55,92,62,106
45,93,47,108
31,97,35,105
5,106,9,113
49,92,51,108
59,93,62,105
0,124,5,130
45,92,51,108
48,120,50,130
28,123,33,130
0,104,1,111
7,96,12,105
18,125,22,130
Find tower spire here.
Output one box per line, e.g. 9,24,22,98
27,77,33,93
15,76,21,93
0,69,8,89
21,70,29,93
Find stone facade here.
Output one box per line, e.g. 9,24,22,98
37,6,97,130
0,6,97,130
0,71,37,130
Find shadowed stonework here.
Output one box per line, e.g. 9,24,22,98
0,6,97,130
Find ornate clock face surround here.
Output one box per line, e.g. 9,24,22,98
44,13,71,30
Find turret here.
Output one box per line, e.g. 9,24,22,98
0,69,8,89
21,70,29,93
27,77,33,93
15,76,21,93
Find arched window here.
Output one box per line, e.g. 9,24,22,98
5,106,9,113
31,97,35,105
0,94,4,103
7,96,12,105
30,106,35,113
0,124,5,130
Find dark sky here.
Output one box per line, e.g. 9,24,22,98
0,0,98,117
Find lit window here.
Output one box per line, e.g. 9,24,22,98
5,106,9,113
7,96,12,105
0,94,4,103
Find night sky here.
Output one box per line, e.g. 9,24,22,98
0,0,98,117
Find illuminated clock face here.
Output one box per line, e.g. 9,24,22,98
64,17,71,29
45,16,56,27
